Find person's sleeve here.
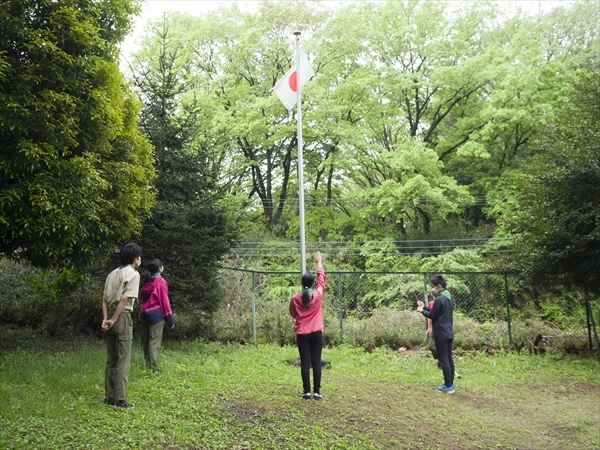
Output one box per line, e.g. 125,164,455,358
311,268,326,307
289,297,297,319
122,270,140,299
157,279,172,315
422,297,442,319
158,279,174,326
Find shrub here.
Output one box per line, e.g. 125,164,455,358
339,308,592,353
0,259,86,336
1,259,595,355
342,309,425,350
0,258,44,327
163,308,214,341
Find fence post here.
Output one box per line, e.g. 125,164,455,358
79,278,86,329
251,272,256,344
338,272,344,343
504,273,512,346
422,274,429,330
584,286,600,351
586,285,592,350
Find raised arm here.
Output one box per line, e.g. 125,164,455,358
315,251,323,270
313,251,326,298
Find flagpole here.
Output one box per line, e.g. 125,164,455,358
294,31,307,275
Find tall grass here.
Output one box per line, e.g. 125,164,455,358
0,338,598,449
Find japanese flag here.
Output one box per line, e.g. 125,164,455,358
273,50,314,110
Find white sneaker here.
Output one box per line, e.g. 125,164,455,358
313,392,323,400
302,392,312,400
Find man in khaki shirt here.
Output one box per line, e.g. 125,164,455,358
102,243,142,408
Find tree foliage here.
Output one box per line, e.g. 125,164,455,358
493,68,600,289
132,20,240,316
0,0,155,269
133,4,337,235
128,0,599,277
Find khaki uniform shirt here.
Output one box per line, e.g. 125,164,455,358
103,265,140,314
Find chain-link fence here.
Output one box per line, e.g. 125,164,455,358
215,268,600,352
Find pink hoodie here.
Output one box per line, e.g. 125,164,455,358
140,276,174,327
289,268,326,335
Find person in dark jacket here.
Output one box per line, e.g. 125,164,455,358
417,275,455,394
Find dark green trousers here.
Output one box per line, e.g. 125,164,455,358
142,320,165,371
104,311,133,402
427,333,438,359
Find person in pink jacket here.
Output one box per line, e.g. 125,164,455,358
289,251,326,400
140,258,174,373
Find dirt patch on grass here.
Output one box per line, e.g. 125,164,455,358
454,388,519,412
224,374,600,450
513,380,600,397
226,402,270,423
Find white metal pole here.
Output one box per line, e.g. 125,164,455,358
294,31,307,275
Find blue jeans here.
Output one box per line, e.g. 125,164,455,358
296,330,323,393
435,338,455,387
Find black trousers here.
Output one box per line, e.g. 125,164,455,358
296,330,323,393
435,337,455,387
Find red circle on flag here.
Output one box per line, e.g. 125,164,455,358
288,71,298,92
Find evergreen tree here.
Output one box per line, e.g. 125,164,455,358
132,21,239,323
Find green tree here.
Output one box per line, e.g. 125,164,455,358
0,0,155,269
301,0,493,239
130,1,597,267
133,3,332,234
447,0,598,225
492,68,600,288
132,19,239,319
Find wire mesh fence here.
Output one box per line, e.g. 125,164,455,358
215,267,600,352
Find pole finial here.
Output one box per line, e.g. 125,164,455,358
293,31,301,36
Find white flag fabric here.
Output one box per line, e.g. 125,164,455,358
273,50,314,110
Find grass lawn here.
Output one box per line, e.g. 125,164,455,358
0,338,598,449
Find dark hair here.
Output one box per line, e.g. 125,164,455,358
144,258,163,284
430,275,446,289
119,243,142,265
301,272,315,308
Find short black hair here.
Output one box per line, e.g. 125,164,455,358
146,258,162,274
119,243,142,265
430,275,446,289
144,258,163,284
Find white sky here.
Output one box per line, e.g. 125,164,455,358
121,1,259,54
120,0,576,63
